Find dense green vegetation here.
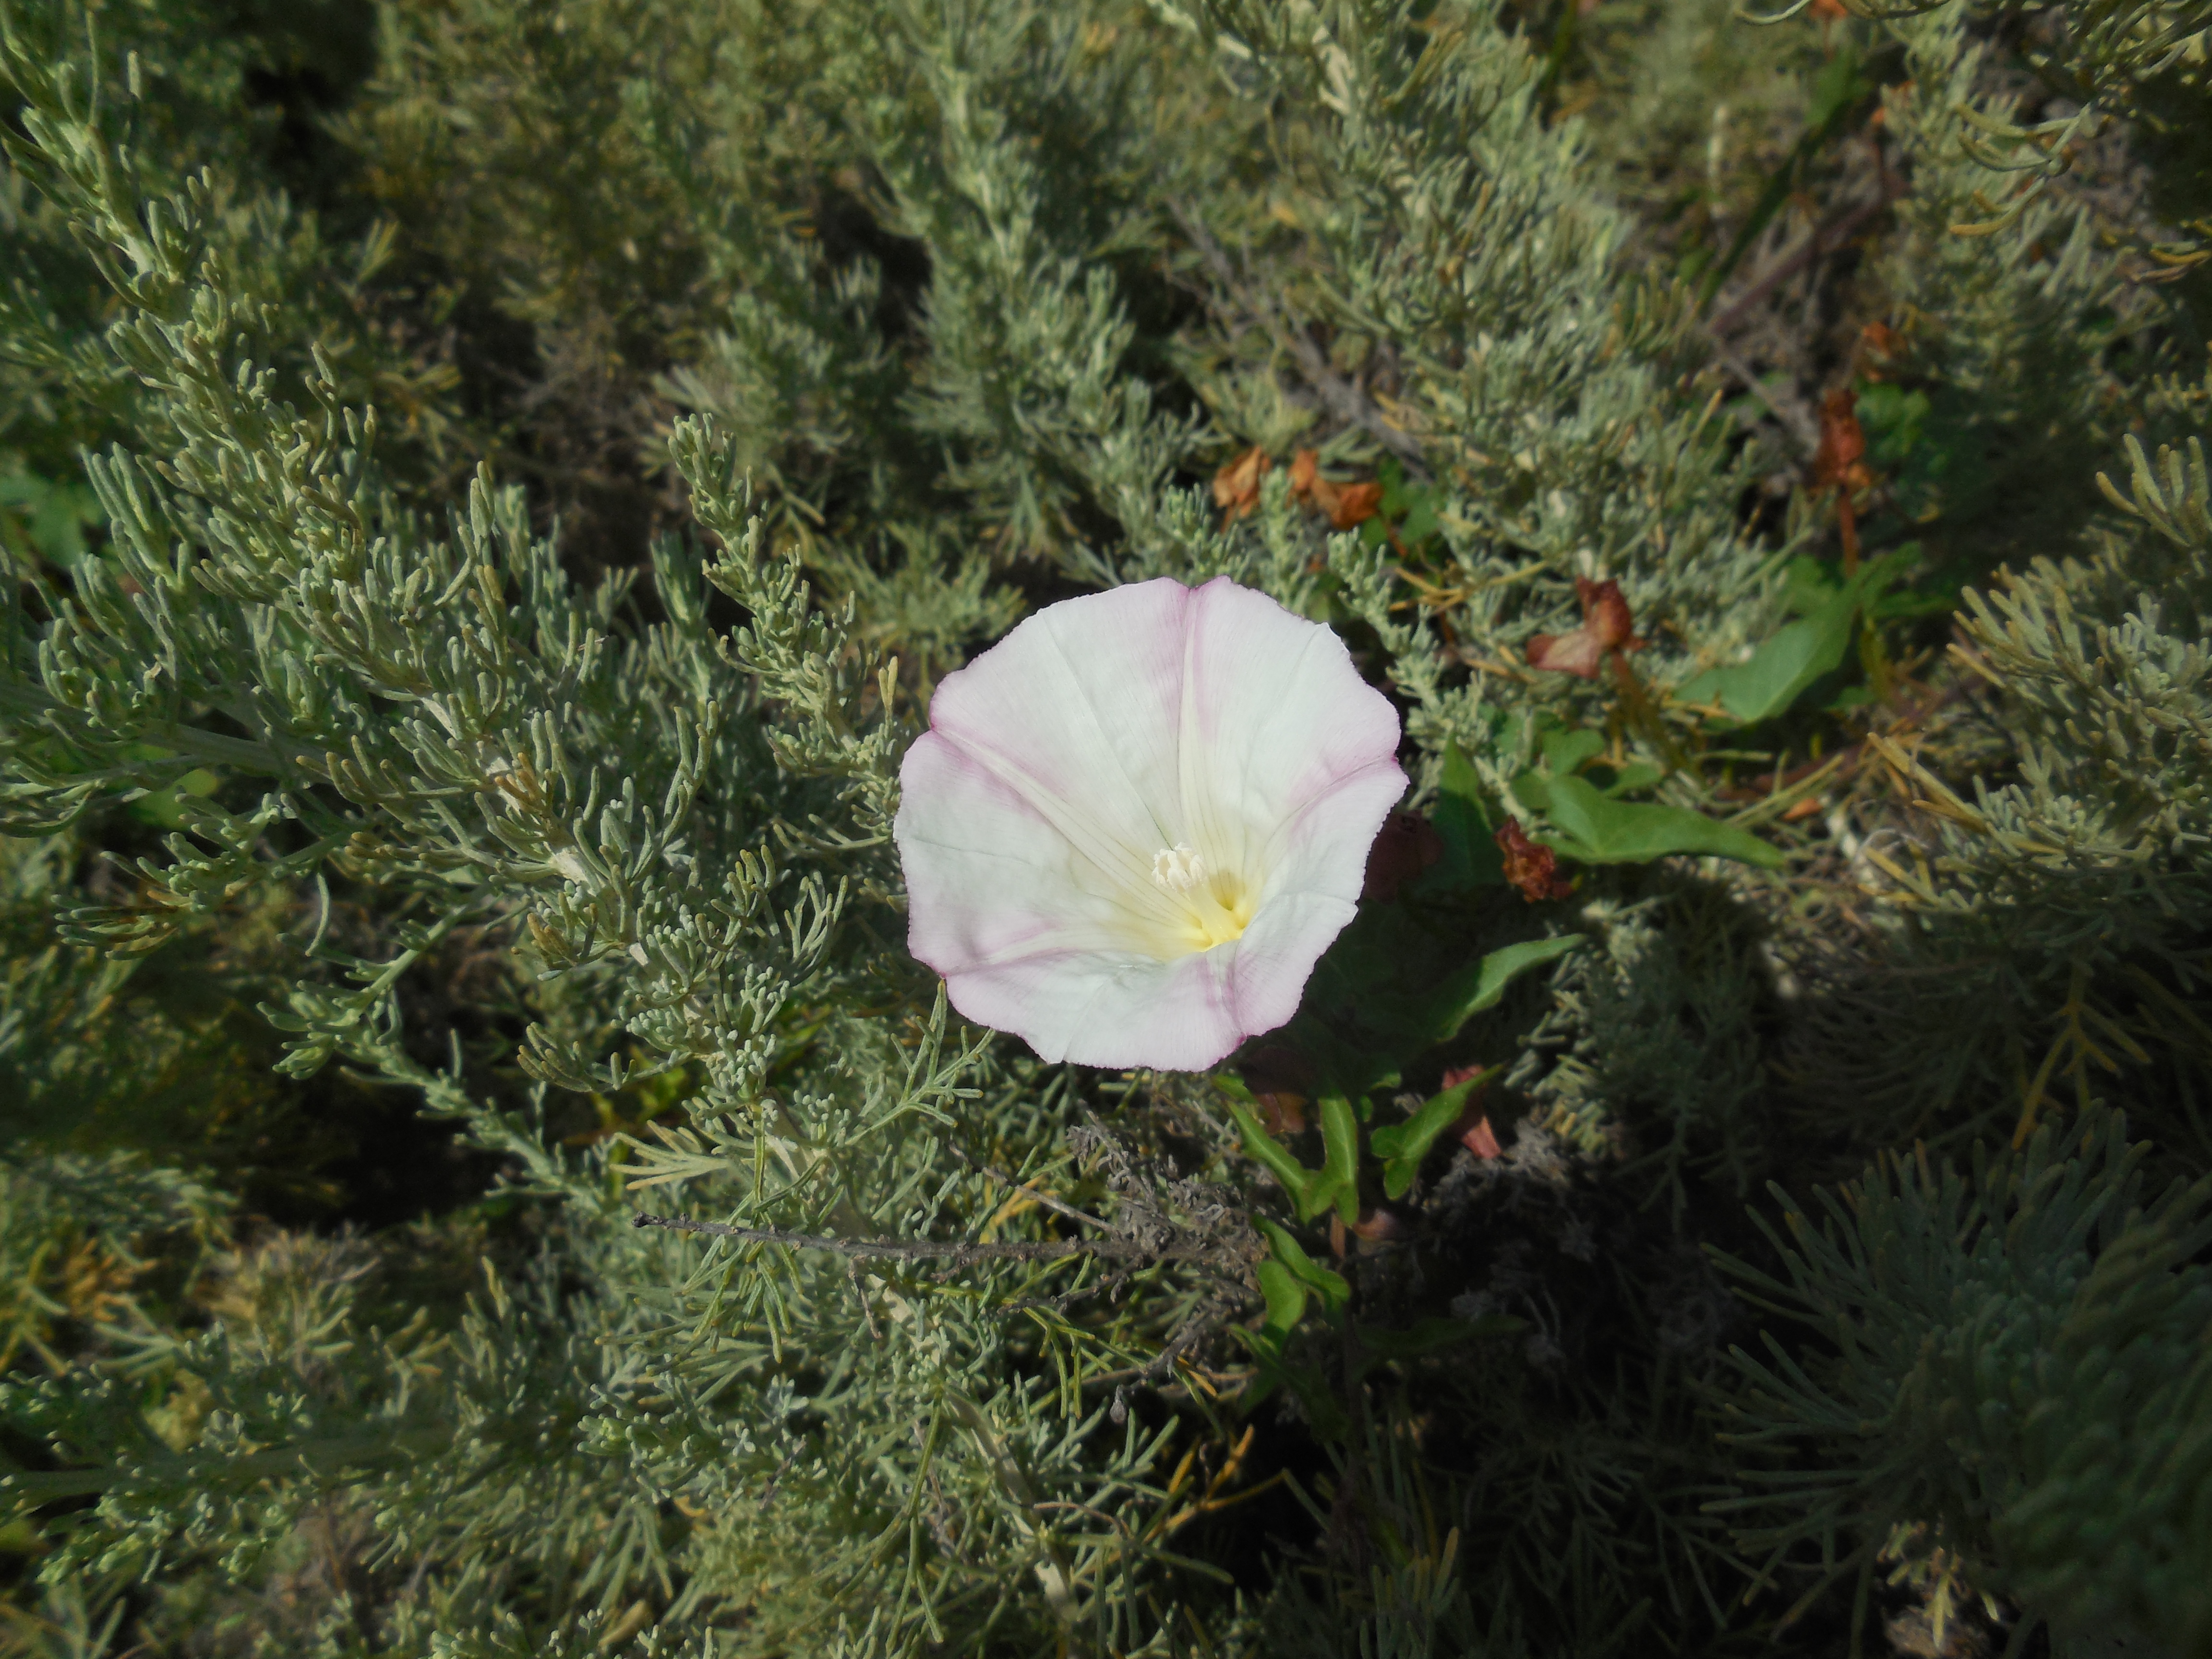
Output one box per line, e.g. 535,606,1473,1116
2,0,2208,1653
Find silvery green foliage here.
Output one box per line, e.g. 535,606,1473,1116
1827,425,2212,1163
5,0,2212,1650
1760,0,2200,1150
1143,0,1786,787
0,15,896,1125
1854,2,2144,567
1711,1107,2212,1656
1864,0,2212,269
0,15,1236,1644
1512,882,1774,1214
1949,434,2212,924
0,1,467,499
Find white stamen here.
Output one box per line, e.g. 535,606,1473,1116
1151,843,1207,892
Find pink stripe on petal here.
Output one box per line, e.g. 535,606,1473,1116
1229,891,1361,1039
1260,755,1412,902
926,579,1196,856
899,730,1153,974
945,947,1248,1070
1183,577,1403,836
894,576,1406,1071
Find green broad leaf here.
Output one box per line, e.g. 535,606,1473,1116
1225,1097,1320,1214
1371,1064,1499,1198
1312,1093,1361,1224
1600,761,1666,796
1541,725,1605,776
1674,607,1854,726
1224,1086,1362,1224
1255,1218,1349,1314
1369,460,1443,550
1512,771,1783,869
1402,934,1586,1047
0,463,104,567
1426,740,1504,891
1674,553,1910,727
1400,491,1440,547
1379,1154,1419,1203
1255,1259,1309,1337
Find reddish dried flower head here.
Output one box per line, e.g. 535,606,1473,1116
1813,389,1876,570
1496,818,1574,903
1212,446,1272,521
1526,577,1645,679
1814,390,1873,494
1326,480,1383,530
1288,449,1384,530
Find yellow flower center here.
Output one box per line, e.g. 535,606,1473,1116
1149,843,1254,955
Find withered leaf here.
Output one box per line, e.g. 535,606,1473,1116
1460,1116,1503,1159
1289,449,1384,530
1437,1065,1504,1158
1254,1091,1309,1137
1347,1207,1406,1242
1212,445,1272,521
1526,577,1645,679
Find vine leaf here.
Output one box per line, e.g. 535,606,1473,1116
1513,771,1783,868
1371,1063,1501,1198
1404,938,1584,1046
1676,553,1908,726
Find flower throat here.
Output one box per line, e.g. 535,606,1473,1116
1149,843,1252,954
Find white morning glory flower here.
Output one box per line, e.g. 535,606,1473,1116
893,576,1406,1070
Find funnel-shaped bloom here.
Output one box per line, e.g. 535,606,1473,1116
895,577,1405,1070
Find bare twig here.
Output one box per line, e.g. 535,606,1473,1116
1707,180,1910,339
1170,204,1431,476
756,1448,800,1511
1079,1318,1214,1391
848,1260,884,1342
942,1141,1111,1231
1707,339,1822,455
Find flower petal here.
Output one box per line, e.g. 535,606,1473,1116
939,946,1250,1070
1179,577,1404,894
1227,752,1407,1034
898,730,1161,968
921,578,1192,900
895,576,1406,1070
